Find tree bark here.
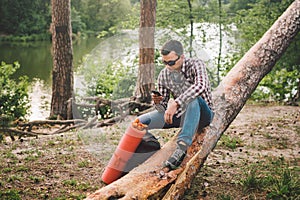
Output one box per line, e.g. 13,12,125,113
135,0,156,103
187,0,193,57
50,0,74,120
85,1,300,199
217,0,222,85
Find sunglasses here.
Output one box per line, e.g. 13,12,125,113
162,56,180,66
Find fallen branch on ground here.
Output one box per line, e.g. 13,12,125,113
1,100,152,140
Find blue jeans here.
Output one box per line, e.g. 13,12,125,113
138,97,213,146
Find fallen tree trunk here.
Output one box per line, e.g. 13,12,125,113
85,1,300,199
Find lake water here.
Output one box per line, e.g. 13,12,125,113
0,37,102,83
0,25,236,120
0,37,103,120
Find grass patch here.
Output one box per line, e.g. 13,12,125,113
24,154,39,162
0,189,21,200
266,167,300,199
239,157,299,199
16,166,29,172
78,160,89,168
76,182,92,191
4,151,18,160
2,167,12,173
217,194,234,200
29,175,44,184
62,179,78,187
240,167,264,193
7,175,23,183
48,140,56,146
219,135,243,150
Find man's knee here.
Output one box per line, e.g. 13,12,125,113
186,98,200,110
138,115,150,125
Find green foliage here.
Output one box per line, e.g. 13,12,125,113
82,60,136,119
0,0,51,36
72,0,132,35
231,0,298,60
223,0,299,102
0,34,51,42
155,0,211,42
251,68,299,102
120,1,140,29
0,62,30,123
228,0,258,15
156,0,191,29
71,7,87,35
92,61,136,100
0,0,132,39
93,63,118,98
233,0,294,52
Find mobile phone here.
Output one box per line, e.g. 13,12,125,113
151,90,162,96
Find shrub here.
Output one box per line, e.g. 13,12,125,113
251,68,299,102
0,61,30,126
82,60,136,119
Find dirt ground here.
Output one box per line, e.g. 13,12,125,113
0,104,299,200
184,104,299,200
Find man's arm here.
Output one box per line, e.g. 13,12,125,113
155,72,170,109
175,59,210,107
164,100,179,124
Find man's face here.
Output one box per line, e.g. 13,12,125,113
162,51,183,71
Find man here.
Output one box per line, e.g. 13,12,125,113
138,39,214,170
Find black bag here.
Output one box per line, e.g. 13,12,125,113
123,131,160,173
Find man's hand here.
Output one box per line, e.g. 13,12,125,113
152,93,163,104
164,100,178,124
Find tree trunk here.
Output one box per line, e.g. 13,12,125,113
217,0,222,85
135,0,156,103
187,0,193,57
85,1,300,199
50,0,74,120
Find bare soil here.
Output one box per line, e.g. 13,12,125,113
0,104,299,200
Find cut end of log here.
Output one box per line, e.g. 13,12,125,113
132,118,148,131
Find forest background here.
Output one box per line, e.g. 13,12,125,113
0,0,299,124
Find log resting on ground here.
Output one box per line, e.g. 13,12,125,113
85,1,300,199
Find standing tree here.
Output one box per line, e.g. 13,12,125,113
50,0,74,120
217,0,222,85
135,0,157,103
187,0,194,57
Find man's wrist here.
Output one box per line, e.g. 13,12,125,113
174,100,180,108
